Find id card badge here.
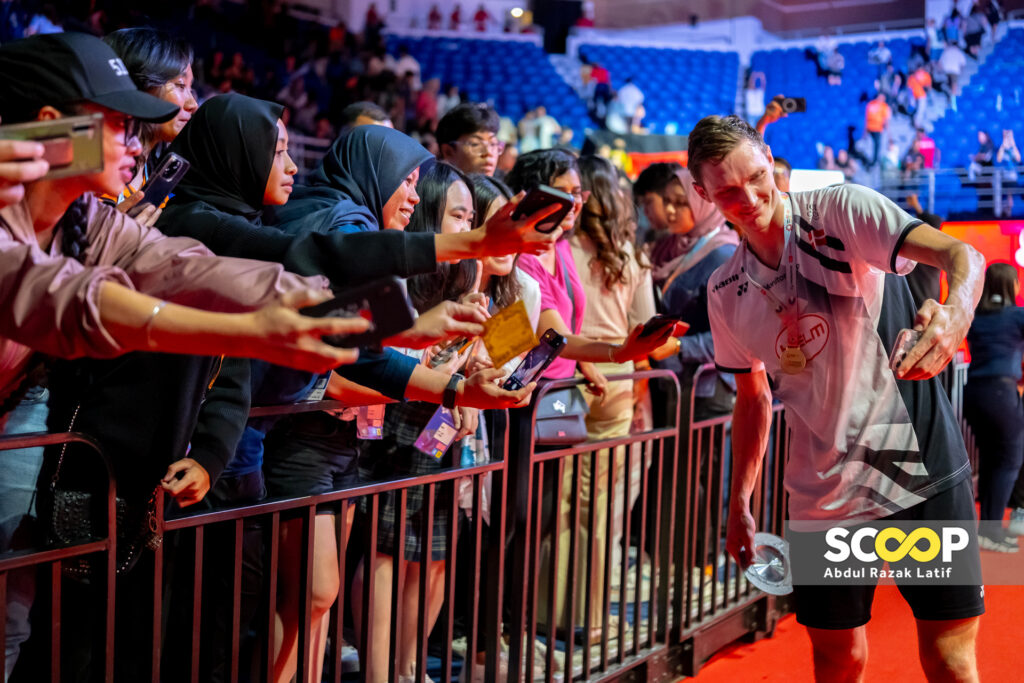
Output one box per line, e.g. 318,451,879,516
414,406,459,460
356,404,385,440
304,374,330,402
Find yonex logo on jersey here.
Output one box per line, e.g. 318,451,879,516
712,273,739,293
108,58,129,77
737,282,748,296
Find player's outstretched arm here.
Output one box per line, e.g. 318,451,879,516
726,369,774,570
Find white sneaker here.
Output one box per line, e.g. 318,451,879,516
978,535,1019,553
1007,508,1024,538
340,644,360,673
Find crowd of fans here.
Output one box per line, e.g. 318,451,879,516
1,2,1022,682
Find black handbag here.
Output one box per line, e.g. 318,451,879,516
534,385,589,446
533,252,590,446
47,404,161,582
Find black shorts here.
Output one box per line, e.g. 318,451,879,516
793,477,985,629
263,411,360,513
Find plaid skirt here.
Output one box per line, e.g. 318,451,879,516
357,402,460,562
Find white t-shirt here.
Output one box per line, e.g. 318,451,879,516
939,45,967,76
499,269,543,377
708,185,970,523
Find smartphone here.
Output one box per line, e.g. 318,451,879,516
637,314,686,340
428,337,473,369
0,113,104,180
510,184,575,234
125,152,190,217
301,276,415,348
888,328,922,372
502,328,567,391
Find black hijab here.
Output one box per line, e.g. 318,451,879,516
273,124,432,234
166,93,284,221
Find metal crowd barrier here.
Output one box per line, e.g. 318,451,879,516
0,360,976,682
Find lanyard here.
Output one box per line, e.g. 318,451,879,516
742,196,801,348
660,226,722,295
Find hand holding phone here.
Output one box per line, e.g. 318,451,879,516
300,276,415,348
510,184,575,234
503,328,567,390
0,114,104,181
122,152,190,218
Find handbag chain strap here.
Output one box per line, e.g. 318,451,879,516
50,403,81,493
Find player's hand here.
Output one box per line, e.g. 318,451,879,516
726,502,757,570
896,299,969,380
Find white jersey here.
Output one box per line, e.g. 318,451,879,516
708,184,970,522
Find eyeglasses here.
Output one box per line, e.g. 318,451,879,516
455,138,506,154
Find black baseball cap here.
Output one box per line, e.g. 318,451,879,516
0,32,179,122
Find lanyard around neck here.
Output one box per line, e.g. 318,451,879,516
742,196,801,347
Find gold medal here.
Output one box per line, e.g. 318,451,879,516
780,346,806,374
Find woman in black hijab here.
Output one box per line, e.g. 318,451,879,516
272,123,434,234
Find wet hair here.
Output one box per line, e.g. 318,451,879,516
632,161,684,198
504,148,579,194
469,174,521,308
436,102,499,146
686,114,771,186
405,161,479,312
577,155,644,290
103,28,193,152
977,262,1019,313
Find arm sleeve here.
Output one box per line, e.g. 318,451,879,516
187,358,251,484
157,205,438,288
88,203,328,313
334,348,418,401
0,219,133,359
627,265,657,329
678,330,717,365
707,289,764,374
822,184,923,275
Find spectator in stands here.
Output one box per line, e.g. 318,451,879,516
943,8,963,47
926,18,945,54
814,33,844,86
450,3,462,31
437,83,461,119
818,145,839,171
744,71,766,124
996,129,1020,214
964,3,990,57
968,129,995,181
365,2,385,41
495,141,518,180
616,77,645,126
964,262,1024,551
534,105,561,149
102,28,198,220
438,102,503,176
473,4,491,32
340,100,394,130
836,147,858,180
393,44,421,90
938,40,967,107
773,156,792,192
352,161,482,683
517,107,540,153
588,61,612,121
915,128,939,169
427,3,443,30
902,138,926,178
414,77,441,131
868,40,892,75
223,51,254,94
632,161,684,247
881,141,902,175
864,92,891,167
907,64,933,129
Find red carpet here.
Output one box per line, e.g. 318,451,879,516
694,585,1024,680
